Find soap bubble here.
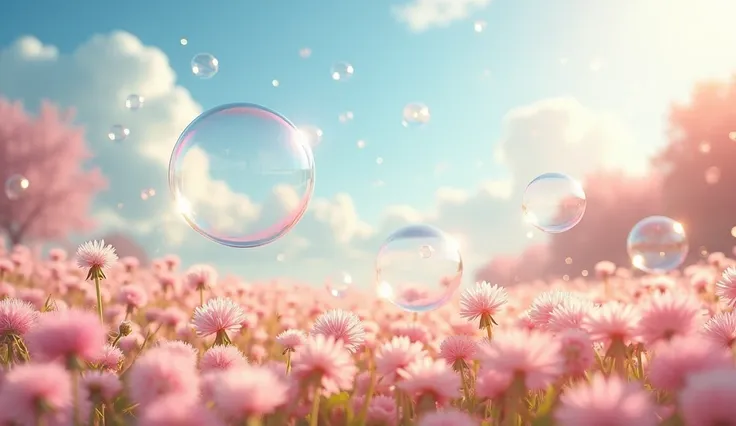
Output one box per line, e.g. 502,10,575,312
5,174,30,200
628,216,688,274
402,103,431,126
168,103,315,248
522,172,586,233
326,272,353,298
108,125,130,142
296,125,323,148
330,62,354,81
191,53,219,79
376,224,463,313
125,94,144,110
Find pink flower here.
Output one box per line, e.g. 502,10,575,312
528,291,574,329
200,345,248,372
715,267,736,307
477,329,564,391
212,365,288,419
475,367,512,401
547,297,594,333
185,264,218,291
0,362,73,425
191,297,246,338
636,292,701,345
679,368,736,426
275,328,307,352
311,309,365,353
291,334,357,397
702,311,736,348
558,329,595,377
353,394,396,425
127,347,200,407
375,336,427,384
138,394,225,426
554,373,657,426
117,285,148,310
91,344,124,371
81,370,123,402
157,340,199,365
458,281,508,325
438,335,477,370
417,409,479,426
397,356,460,406
647,334,732,391
0,297,38,337
75,240,118,274
583,302,641,349
390,321,431,344
25,309,107,364
594,261,616,278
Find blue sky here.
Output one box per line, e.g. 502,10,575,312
1,0,736,286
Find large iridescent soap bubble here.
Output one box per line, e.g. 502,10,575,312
168,103,315,248
376,224,463,313
522,172,586,233
627,215,688,273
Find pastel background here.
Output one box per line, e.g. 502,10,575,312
1,0,735,288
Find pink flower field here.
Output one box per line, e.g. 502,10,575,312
1,240,735,426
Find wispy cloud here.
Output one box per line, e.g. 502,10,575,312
392,0,492,32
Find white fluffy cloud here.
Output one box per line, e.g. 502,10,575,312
392,0,491,32
0,31,650,287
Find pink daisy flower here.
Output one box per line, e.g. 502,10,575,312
117,284,148,311
311,309,366,353
91,344,124,371
547,297,594,333
647,334,732,391
81,370,123,403
458,281,508,328
594,261,616,278
291,334,357,397
397,356,460,407
375,336,428,384
212,365,289,419
554,373,657,426
0,297,38,337
390,321,431,344
477,329,564,391
715,267,736,307
528,291,574,329
200,345,248,372
438,335,477,370
636,292,701,345
583,302,641,350
701,311,736,348
75,239,118,280
0,362,73,426
127,347,200,408
558,329,595,377
679,368,736,426
138,394,225,426
25,309,107,365
417,409,479,426
275,328,307,353
185,264,218,291
191,297,246,340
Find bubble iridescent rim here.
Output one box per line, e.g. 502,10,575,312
375,224,464,312
522,172,586,234
168,103,316,249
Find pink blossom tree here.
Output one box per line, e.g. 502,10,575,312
544,171,663,276
656,76,736,263
0,98,106,245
